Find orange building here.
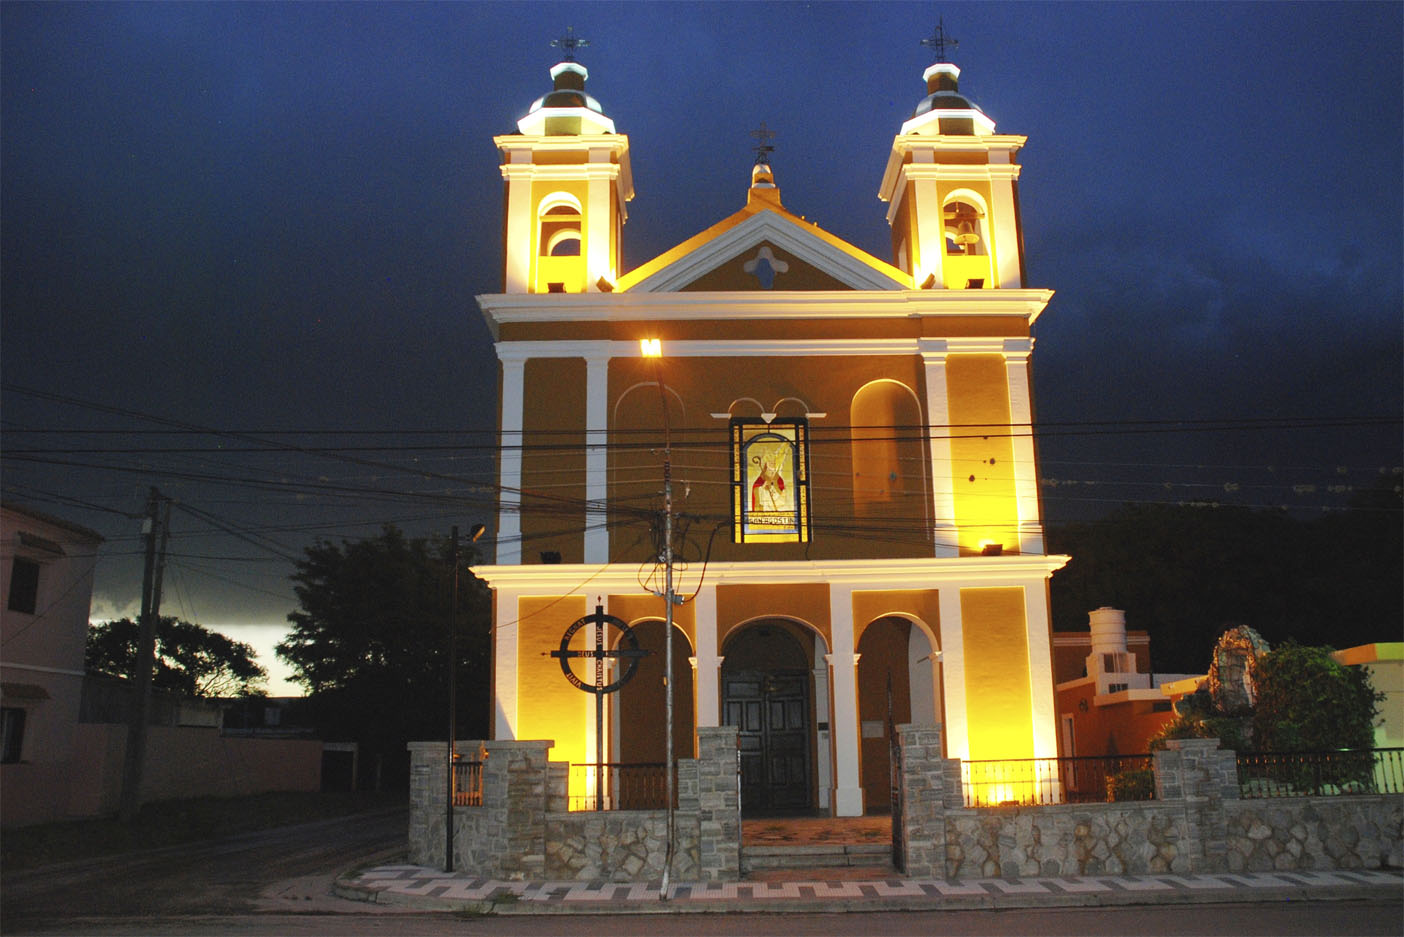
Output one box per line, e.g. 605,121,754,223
473,40,1067,816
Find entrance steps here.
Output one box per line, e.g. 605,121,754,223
742,842,894,878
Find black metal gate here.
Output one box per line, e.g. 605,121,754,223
890,731,904,871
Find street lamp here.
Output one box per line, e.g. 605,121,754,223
446,522,487,873
640,338,676,899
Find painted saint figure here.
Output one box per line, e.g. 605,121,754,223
751,448,788,512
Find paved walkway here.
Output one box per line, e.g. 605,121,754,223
338,865,1403,914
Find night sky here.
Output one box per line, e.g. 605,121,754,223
3,2,1400,694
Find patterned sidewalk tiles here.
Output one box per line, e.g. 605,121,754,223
341,864,1403,913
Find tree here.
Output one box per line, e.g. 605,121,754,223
1252,643,1380,753
86,617,267,698
276,526,491,788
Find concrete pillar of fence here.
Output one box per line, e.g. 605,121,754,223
695,726,741,881
1153,737,1237,873
895,723,951,878
482,739,553,880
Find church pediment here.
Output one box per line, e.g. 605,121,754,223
619,209,910,293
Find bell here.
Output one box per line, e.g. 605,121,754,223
954,221,980,246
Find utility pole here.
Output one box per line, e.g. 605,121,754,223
120,488,166,823
445,525,459,873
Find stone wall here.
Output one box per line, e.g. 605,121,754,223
408,726,740,882
894,725,1404,879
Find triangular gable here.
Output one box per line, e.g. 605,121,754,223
618,208,911,293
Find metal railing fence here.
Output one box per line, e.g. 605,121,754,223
1236,748,1404,798
961,754,1155,806
451,757,483,806
569,762,672,811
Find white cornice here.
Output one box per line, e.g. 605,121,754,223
627,210,907,293
474,555,1070,592
477,288,1054,336
494,336,1035,361
878,133,1028,204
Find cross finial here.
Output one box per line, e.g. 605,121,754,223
750,122,776,165
920,18,958,63
550,26,589,62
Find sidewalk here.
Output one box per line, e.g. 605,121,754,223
336,864,1403,915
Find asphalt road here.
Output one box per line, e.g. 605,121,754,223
1,806,408,931
2,808,1399,936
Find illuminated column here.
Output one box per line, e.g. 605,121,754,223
500,158,535,293
937,586,969,760
493,589,521,739
497,356,525,565
919,339,959,557
584,353,609,562
585,153,616,290
827,587,864,816
1003,339,1043,554
691,585,721,726
988,159,1024,289
909,154,944,288
1023,581,1059,760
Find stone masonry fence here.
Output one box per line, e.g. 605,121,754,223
408,724,1401,883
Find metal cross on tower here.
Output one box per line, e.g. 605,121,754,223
921,19,959,62
550,26,589,62
750,122,776,166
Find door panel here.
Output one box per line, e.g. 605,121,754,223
723,669,812,813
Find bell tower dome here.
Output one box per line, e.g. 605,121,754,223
494,30,633,293
878,26,1027,290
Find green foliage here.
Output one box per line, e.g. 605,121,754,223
1251,642,1380,753
276,526,491,787
86,616,267,697
1147,713,1250,753
1106,767,1155,801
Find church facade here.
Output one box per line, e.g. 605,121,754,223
472,42,1067,816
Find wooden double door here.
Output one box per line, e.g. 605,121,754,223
723,669,813,813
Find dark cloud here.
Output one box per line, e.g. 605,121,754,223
2,3,1399,684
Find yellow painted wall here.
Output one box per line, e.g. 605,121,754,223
851,589,941,645
716,582,832,648
960,587,1035,761
945,354,1018,554
607,355,935,565
608,594,696,651
521,357,586,563
515,595,589,765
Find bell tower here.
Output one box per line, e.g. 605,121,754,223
878,26,1026,290
494,31,633,293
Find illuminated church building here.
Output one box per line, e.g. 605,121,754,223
473,41,1066,816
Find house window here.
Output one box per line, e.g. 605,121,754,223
7,557,40,614
1,707,26,763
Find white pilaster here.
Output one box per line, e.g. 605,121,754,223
910,152,944,288
585,150,614,289
919,339,959,557
988,157,1024,289
691,585,721,727
493,590,521,739
1003,340,1044,554
1023,582,1059,760
501,151,534,293
497,358,525,565
826,586,864,816
937,586,969,760
584,355,610,563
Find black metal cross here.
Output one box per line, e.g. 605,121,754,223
550,26,589,62
921,19,959,62
550,605,649,695
750,122,776,166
